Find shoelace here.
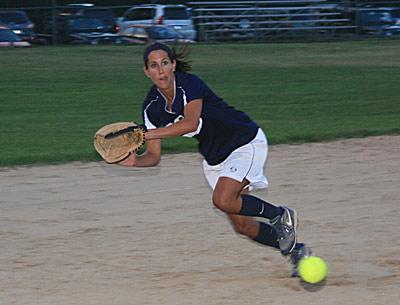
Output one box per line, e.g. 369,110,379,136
274,221,293,240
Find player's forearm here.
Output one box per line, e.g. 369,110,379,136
146,119,198,140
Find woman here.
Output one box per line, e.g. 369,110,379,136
120,42,310,275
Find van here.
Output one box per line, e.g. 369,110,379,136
118,4,196,41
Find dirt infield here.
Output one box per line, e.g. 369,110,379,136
1,136,399,305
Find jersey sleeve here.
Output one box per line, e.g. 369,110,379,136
183,74,207,103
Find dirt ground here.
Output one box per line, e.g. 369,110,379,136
1,135,399,305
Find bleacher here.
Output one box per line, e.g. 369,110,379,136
188,0,357,41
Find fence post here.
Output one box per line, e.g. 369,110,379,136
51,0,58,45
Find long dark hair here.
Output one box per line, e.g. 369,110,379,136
143,42,192,72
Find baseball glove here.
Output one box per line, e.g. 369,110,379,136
94,122,146,163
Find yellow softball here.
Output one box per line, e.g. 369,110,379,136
298,256,328,284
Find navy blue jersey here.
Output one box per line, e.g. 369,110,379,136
142,72,259,165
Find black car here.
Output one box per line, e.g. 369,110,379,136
59,4,118,32
0,10,35,42
0,25,31,47
357,7,400,36
44,15,114,43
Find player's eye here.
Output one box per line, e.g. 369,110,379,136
150,63,158,69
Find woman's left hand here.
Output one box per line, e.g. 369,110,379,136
118,153,136,167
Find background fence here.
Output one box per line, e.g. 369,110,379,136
189,0,357,41
1,0,400,43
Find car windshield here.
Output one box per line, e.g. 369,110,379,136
147,26,180,39
0,28,20,41
125,8,155,21
164,7,188,20
0,12,28,24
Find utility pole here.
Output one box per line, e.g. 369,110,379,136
52,0,58,45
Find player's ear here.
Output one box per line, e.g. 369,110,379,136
172,60,176,72
143,66,150,78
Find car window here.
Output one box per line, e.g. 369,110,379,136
164,7,189,20
0,12,28,24
362,11,393,25
125,8,155,21
68,18,105,30
148,26,180,39
122,27,147,37
0,28,20,41
380,12,393,22
83,9,114,20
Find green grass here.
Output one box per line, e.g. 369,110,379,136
1,40,399,167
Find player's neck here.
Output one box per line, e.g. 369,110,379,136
159,81,176,109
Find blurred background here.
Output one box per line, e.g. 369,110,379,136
1,0,400,46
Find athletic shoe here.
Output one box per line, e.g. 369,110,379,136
289,243,312,277
271,206,298,255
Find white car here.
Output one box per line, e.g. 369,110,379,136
118,4,196,41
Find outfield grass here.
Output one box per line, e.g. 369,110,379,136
0,40,399,167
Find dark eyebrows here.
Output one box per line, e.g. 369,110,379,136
148,57,171,65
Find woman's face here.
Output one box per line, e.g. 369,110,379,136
144,50,176,92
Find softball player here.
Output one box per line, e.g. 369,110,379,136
120,42,310,275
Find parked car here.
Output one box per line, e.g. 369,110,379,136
44,15,114,43
119,24,195,44
118,4,196,40
59,3,118,33
0,25,31,47
357,7,400,36
0,10,35,42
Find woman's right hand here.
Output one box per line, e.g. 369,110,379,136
118,153,136,167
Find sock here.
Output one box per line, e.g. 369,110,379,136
253,222,279,249
240,194,283,220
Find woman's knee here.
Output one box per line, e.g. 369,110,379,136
212,178,245,213
212,191,235,213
